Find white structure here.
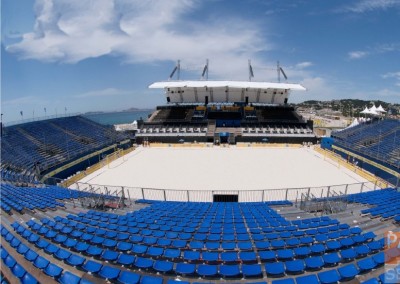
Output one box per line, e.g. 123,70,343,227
149,80,306,104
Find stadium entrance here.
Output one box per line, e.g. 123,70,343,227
213,194,239,202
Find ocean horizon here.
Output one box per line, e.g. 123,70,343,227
84,110,153,125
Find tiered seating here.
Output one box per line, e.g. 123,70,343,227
1,199,390,283
332,119,400,167
1,116,128,182
0,184,89,214
347,188,400,222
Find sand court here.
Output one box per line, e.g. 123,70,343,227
75,146,371,196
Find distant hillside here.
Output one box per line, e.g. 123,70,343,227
296,99,399,116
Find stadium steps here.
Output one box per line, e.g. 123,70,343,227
206,120,216,136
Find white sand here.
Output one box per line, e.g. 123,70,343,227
77,146,369,193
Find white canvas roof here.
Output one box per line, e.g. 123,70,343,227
149,80,306,91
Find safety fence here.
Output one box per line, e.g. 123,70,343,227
69,180,379,203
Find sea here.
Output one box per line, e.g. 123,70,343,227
84,110,153,125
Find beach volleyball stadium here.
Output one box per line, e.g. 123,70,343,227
1,75,400,284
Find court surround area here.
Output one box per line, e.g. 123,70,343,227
72,146,373,201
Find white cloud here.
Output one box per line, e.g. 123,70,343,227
74,88,131,98
341,0,400,13
2,95,42,106
5,0,272,79
296,62,313,69
382,72,400,79
348,51,368,59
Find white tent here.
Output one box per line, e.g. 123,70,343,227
377,105,387,113
348,118,360,128
360,107,370,114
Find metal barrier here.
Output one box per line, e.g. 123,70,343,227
69,180,380,203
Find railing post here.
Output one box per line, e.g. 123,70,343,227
307,187,311,198
327,186,330,198
285,189,288,201
360,182,364,193
262,190,265,202
163,190,166,201
187,190,189,202
345,184,348,195
320,187,324,198
141,188,144,199
374,180,377,190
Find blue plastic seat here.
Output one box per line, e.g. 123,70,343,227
24,249,38,262
140,275,163,284
357,257,376,272
239,251,257,262
220,264,241,277
117,271,140,284
167,280,190,284
134,257,153,269
294,247,311,258
44,243,59,255
35,239,50,249
153,260,174,273
59,271,80,284
340,248,357,262
272,279,295,284
44,263,63,278
296,274,320,284
17,243,29,255
265,262,285,277
259,250,276,262
101,249,119,261
197,264,218,277
33,255,49,269
66,254,86,267
242,264,263,278
63,238,77,248
11,263,26,278
184,250,200,261
148,246,164,257
221,251,238,263
54,248,71,260
86,245,103,257
189,241,203,250
20,272,38,284
285,259,305,274
372,251,385,266
132,244,148,254
74,242,89,252
318,269,341,284
323,252,341,266
98,265,120,280
117,254,135,266
82,260,102,273
203,251,219,262
362,278,379,284
164,248,180,259
277,249,294,260
338,263,359,280
205,241,219,250
255,241,270,250
355,245,370,258
304,256,324,270
175,262,196,275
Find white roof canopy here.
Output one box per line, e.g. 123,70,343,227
149,80,306,91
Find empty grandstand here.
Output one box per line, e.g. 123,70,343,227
326,119,400,185
1,115,130,184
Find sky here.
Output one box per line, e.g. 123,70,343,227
1,0,400,123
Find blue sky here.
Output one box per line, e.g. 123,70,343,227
2,0,400,123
